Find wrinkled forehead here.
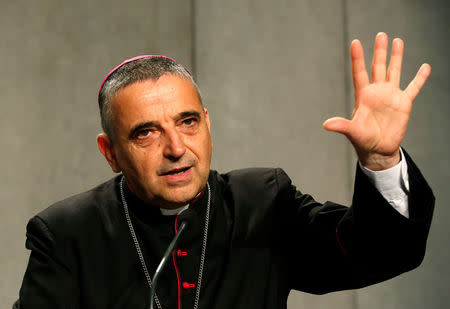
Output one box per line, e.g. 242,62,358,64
112,74,202,111
113,74,202,111
109,76,205,135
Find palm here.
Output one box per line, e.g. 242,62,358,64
324,33,430,169
350,83,411,155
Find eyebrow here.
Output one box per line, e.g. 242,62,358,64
128,110,202,139
176,110,201,120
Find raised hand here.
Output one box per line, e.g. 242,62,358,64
323,33,431,170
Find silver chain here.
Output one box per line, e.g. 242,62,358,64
120,176,211,309
194,182,210,309
120,177,163,309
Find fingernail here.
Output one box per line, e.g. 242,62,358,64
393,38,403,44
421,63,431,74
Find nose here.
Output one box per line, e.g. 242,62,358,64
163,128,186,161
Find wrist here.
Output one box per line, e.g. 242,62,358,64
358,149,401,171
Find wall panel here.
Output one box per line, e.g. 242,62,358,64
2,0,447,307
345,0,450,308
0,0,192,305
195,1,354,308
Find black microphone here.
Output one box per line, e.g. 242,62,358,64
149,209,199,309
176,208,200,244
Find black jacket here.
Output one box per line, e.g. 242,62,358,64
15,153,434,309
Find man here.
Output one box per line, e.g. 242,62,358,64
15,33,434,308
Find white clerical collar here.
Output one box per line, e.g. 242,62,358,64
160,204,189,216
159,189,204,216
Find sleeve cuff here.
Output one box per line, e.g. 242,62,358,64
358,148,410,218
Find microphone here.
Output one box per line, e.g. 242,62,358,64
176,208,200,244
149,209,199,309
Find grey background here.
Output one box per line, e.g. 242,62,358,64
1,0,448,308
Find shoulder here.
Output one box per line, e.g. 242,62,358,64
31,175,123,239
211,168,295,244
215,167,294,206
217,167,292,192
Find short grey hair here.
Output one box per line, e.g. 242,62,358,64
98,56,202,140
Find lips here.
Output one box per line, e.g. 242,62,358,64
161,166,192,176
160,166,193,184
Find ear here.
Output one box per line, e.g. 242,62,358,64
203,108,213,148
97,133,121,173
204,108,211,132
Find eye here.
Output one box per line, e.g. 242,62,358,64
182,118,197,126
136,129,153,139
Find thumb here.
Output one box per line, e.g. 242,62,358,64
323,117,352,135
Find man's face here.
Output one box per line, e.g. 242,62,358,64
101,74,212,209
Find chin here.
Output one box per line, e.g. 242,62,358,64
161,186,199,206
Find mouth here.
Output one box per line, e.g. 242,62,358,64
161,166,192,176
160,166,193,184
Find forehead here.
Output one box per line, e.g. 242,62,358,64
111,74,202,125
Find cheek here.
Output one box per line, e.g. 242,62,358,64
197,138,213,169
203,133,213,156
189,138,210,161
116,146,148,173
134,150,157,171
